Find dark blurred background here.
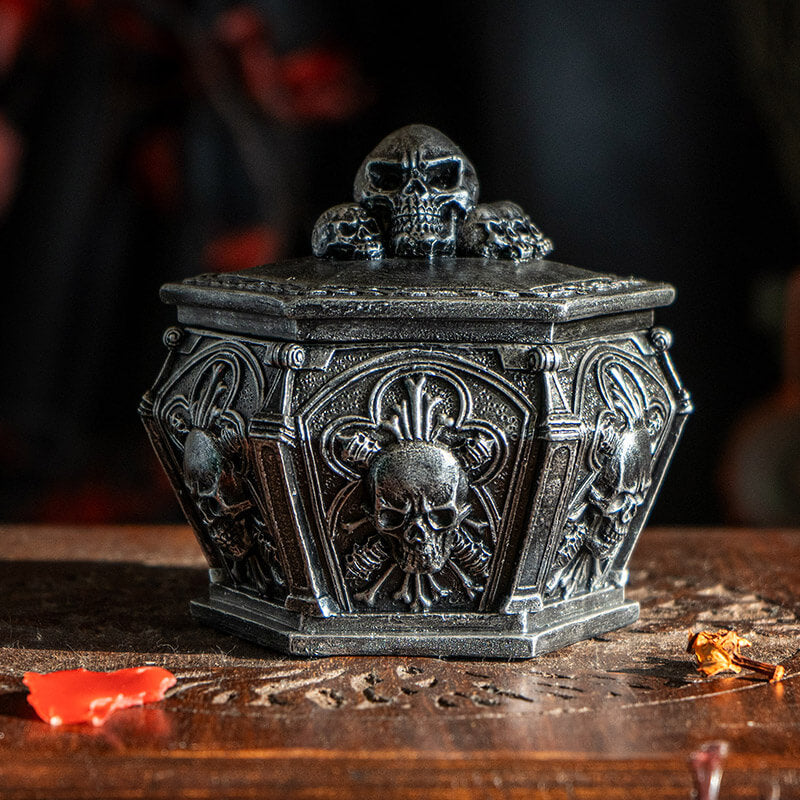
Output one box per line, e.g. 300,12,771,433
1,0,799,525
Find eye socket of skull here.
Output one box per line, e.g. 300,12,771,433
368,161,404,192
377,506,409,531
426,506,457,530
366,158,464,198
645,404,665,438
426,158,461,191
200,497,224,517
600,493,628,515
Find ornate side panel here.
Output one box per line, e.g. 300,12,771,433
296,352,535,613
541,328,690,602
142,320,689,646
140,327,288,602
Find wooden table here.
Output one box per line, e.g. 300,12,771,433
1,525,798,799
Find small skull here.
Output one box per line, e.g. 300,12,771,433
585,420,655,557
354,124,479,258
460,201,553,261
367,442,469,574
311,203,384,260
183,428,253,558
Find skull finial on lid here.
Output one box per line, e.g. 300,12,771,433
311,123,553,262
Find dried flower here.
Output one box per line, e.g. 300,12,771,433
687,629,784,682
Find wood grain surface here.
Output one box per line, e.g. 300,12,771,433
1,525,799,799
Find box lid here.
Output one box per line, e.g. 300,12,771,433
160,124,674,341
162,256,674,324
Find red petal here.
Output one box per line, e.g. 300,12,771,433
132,128,182,211
0,0,41,74
0,113,22,215
205,226,283,273
215,5,270,48
280,48,364,121
23,667,177,727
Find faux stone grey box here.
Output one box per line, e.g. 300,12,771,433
140,125,691,658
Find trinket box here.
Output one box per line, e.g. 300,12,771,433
140,125,691,657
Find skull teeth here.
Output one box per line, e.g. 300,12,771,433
393,212,441,221
392,213,446,236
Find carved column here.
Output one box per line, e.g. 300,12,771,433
249,343,341,617
503,345,584,613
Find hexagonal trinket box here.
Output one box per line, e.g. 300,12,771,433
140,125,691,658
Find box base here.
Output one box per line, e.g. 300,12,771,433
191,584,639,659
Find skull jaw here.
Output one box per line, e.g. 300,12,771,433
388,527,456,574
485,231,537,261
584,490,647,558
329,239,384,260
391,211,458,257
393,230,457,258
585,515,628,558
369,194,462,257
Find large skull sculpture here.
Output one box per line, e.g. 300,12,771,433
354,124,479,257
313,124,552,261
183,427,254,559
367,441,469,574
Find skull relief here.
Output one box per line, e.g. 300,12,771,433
367,442,469,574
160,353,285,597
354,124,479,257
585,419,655,557
183,427,253,559
547,359,667,599
311,203,384,260
329,372,501,611
460,201,553,261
